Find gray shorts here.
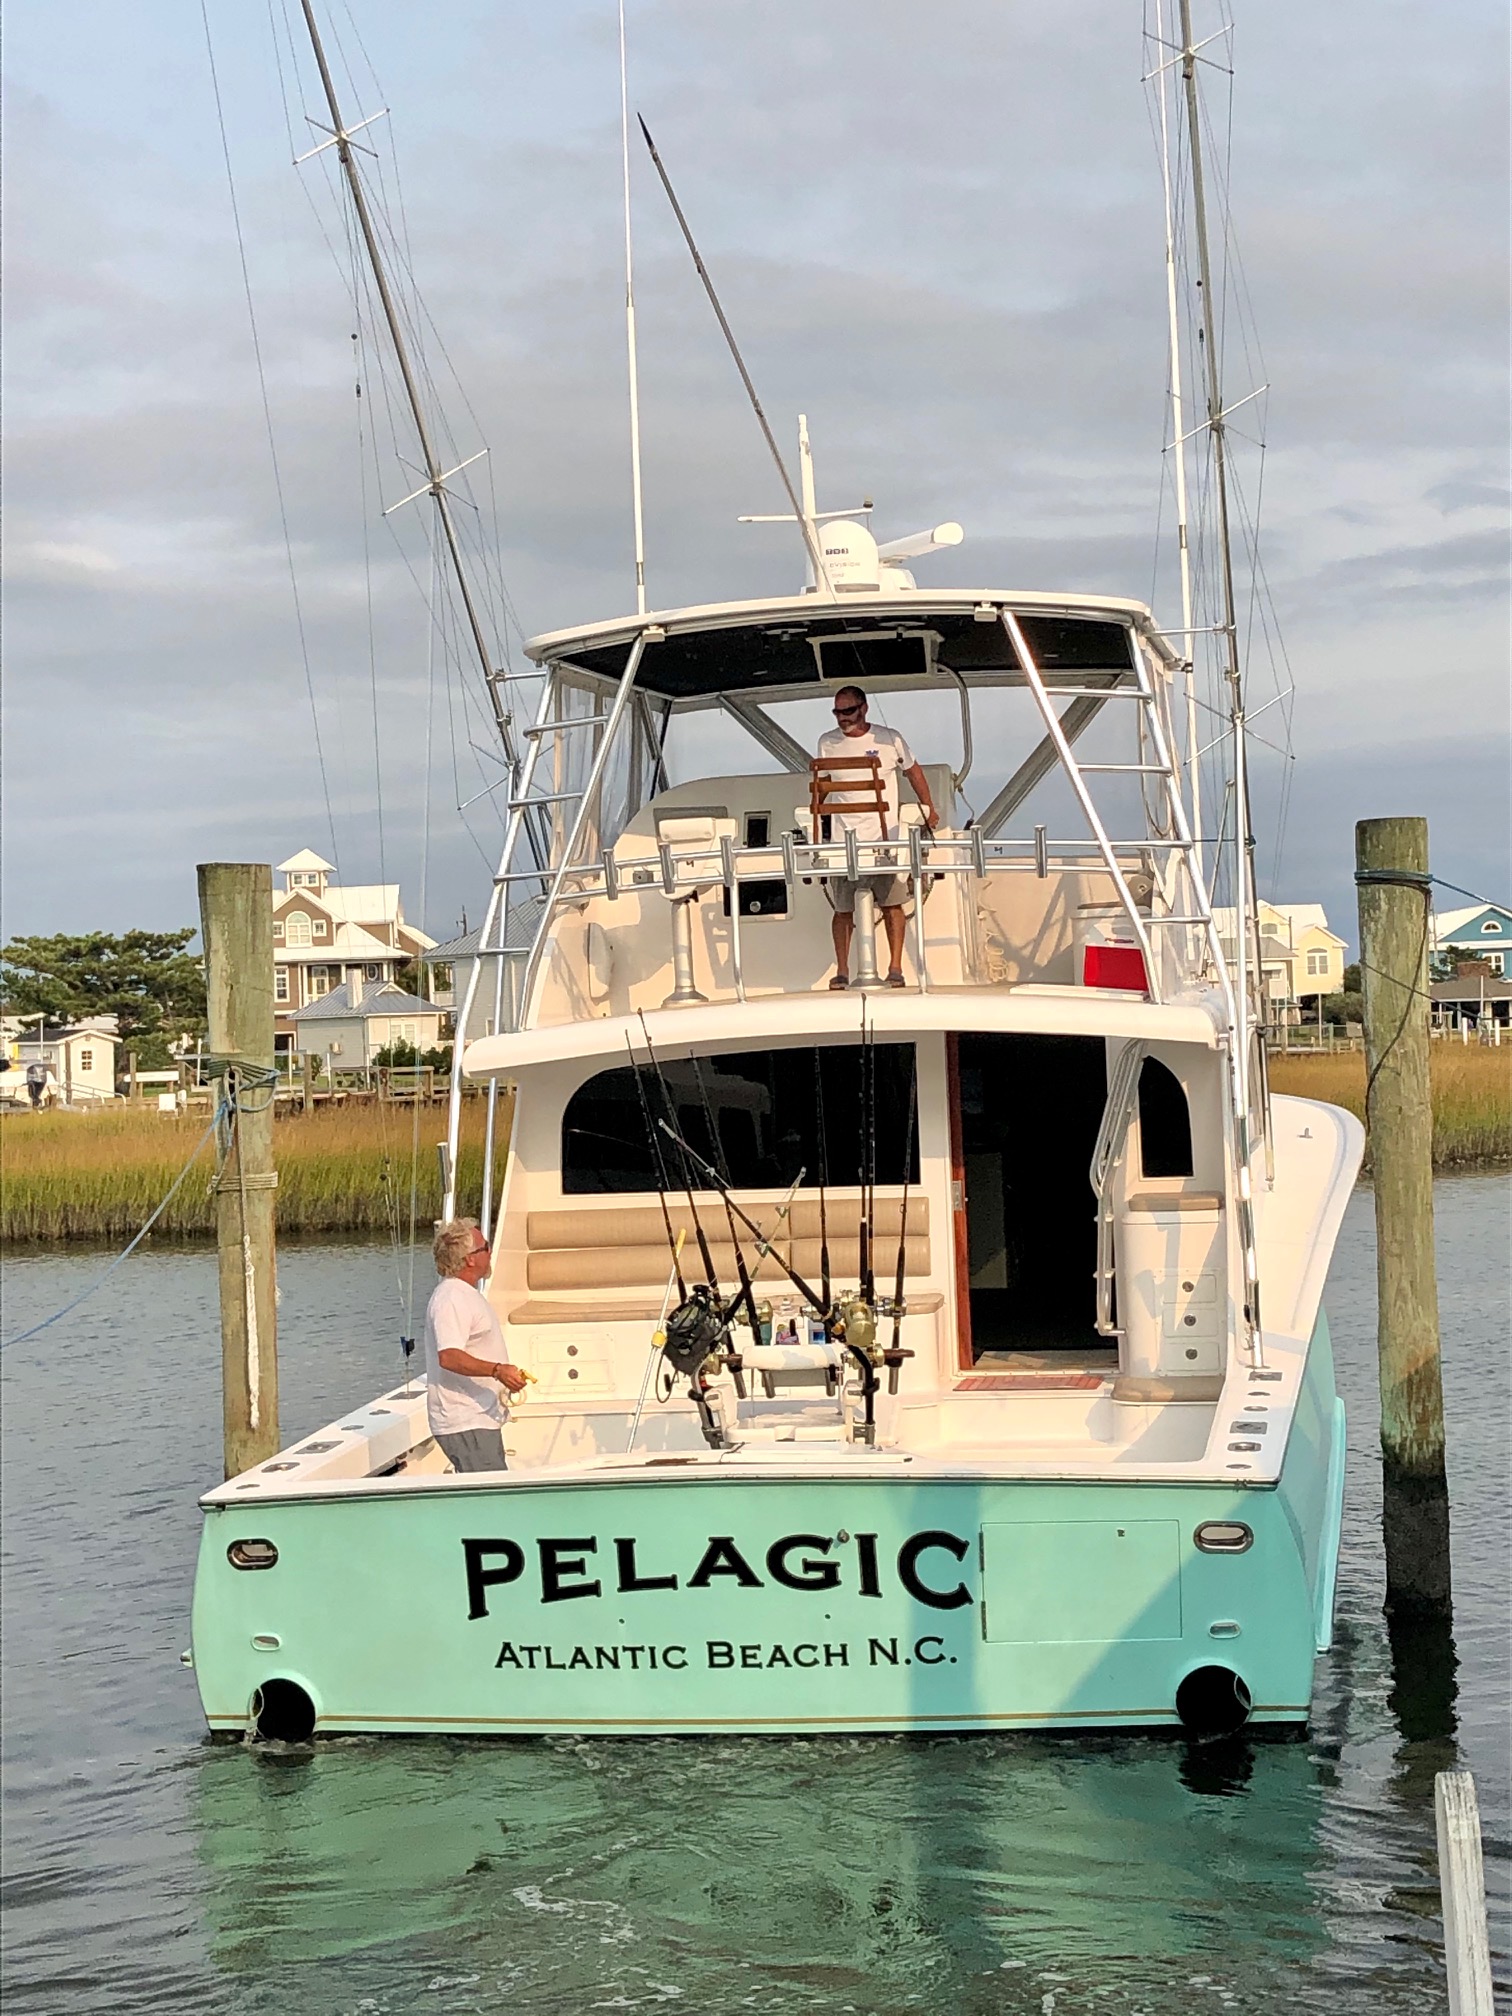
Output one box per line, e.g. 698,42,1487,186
436,1427,507,1474
825,871,910,914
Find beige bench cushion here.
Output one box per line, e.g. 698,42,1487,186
506,1290,947,1327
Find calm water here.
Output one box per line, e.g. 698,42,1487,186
2,1179,1508,2015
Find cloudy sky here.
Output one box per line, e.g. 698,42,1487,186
5,0,1507,953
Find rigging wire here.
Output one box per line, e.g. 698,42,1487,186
200,0,343,883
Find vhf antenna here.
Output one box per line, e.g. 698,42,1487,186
618,0,648,615
636,115,836,600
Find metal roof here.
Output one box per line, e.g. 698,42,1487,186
292,982,439,1022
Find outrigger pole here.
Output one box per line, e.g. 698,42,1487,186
295,2,540,849
636,116,837,601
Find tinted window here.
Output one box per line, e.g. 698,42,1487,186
1138,1058,1194,1178
562,1044,919,1194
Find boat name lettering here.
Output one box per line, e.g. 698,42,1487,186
462,1529,973,1619
491,1636,958,1673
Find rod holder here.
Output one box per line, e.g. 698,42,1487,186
852,884,883,989
663,894,707,1006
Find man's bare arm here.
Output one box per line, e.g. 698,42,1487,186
903,762,938,825
438,1347,528,1391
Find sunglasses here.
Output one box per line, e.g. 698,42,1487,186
833,703,864,718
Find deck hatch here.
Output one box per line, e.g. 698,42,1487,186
979,1520,1182,1644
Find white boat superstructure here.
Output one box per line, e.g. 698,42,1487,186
189,2,1359,1744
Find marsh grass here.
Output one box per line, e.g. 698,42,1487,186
1270,1042,1511,1168
0,1095,510,1242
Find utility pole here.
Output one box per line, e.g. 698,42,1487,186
1355,818,1450,1612
198,863,281,1478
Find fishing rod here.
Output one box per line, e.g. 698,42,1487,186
625,1031,685,1304
813,1046,832,1315
635,1016,750,1427
636,1014,721,1300
626,1229,685,1454
891,1046,918,1354
655,1120,826,1314
690,1054,763,1351
858,1000,877,1307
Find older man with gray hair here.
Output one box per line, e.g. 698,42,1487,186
424,1218,528,1473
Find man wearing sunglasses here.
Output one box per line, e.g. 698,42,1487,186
817,685,937,988
424,1218,529,1472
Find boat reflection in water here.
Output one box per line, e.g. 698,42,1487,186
191,1730,1330,2001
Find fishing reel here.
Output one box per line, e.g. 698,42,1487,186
661,1285,748,1450
661,1285,730,1379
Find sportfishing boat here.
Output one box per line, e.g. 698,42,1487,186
189,5,1361,1742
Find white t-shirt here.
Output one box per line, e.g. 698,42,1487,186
424,1275,510,1436
816,722,916,844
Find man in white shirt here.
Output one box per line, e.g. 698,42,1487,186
816,685,937,988
424,1218,528,1473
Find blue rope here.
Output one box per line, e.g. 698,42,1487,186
1431,875,1509,914
1,1102,228,1351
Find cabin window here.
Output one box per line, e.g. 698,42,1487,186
1137,1058,1195,1179
562,1044,920,1194
286,912,311,947
79,1049,94,1071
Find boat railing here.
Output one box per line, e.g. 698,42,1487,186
486,827,1214,1024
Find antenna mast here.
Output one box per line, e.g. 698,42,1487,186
1176,0,1261,1099
295,0,538,840
619,0,648,615
1152,0,1200,851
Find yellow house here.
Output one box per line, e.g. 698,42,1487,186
1213,902,1348,1018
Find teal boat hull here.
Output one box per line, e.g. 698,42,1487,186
190,1317,1346,1738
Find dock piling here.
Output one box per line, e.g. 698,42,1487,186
198,862,281,1479
1355,817,1451,1613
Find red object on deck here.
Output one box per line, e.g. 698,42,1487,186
1083,943,1148,992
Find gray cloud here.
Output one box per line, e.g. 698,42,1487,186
3,0,1507,941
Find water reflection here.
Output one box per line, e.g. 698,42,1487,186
192,1727,1331,2008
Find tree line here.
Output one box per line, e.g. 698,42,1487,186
1,931,206,1070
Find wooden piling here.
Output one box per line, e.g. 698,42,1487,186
301,1049,315,1114
1355,818,1451,1610
197,863,280,1479
1435,1771,1495,2015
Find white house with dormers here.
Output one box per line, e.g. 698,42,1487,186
272,849,437,1055
1433,901,1512,977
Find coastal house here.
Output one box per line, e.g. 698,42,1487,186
420,898,545,1040
272,849,437,1057
0,1017,120,1104
291,981,447,1070
1433,901,1511,978
1212,901,1348,1021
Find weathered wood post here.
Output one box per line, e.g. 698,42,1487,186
128,1048,138,1103
1435,1771,1495,2015
198,863,280,1478
301,1049,315,1114
1355,818,1450,1612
